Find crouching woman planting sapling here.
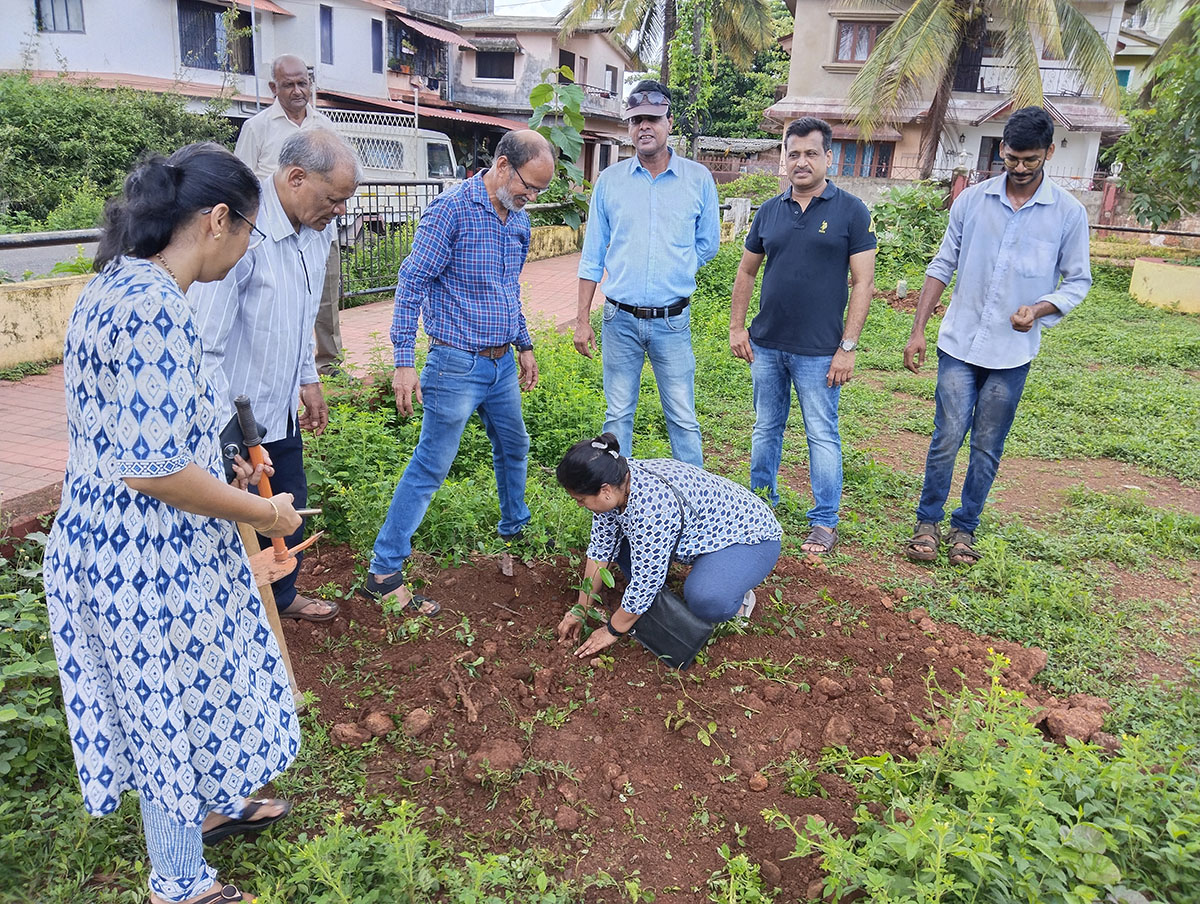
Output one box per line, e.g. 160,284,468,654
555,433,782,661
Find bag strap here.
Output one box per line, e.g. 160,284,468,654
631,463,698,559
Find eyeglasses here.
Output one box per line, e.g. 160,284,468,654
233,209,268,250
1001,153,1045,171
626,90,668,109
511,166,548,197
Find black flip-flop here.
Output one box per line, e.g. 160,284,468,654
202,798,292,845
357,573,441,616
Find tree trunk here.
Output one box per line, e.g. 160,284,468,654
688,1,704,158
918,67,955,179
661,0,676,85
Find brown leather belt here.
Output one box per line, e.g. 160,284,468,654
431,337,511,359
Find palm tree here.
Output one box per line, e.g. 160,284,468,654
847,0,1119,178
558,0,774,85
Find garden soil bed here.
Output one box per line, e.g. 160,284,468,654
287,544,1068,901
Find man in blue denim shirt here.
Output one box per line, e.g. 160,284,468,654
729,117,876,555
574,80,721,467
903,107,1092,565
363,130,555,613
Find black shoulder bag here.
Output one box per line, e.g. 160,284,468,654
626,468,715,670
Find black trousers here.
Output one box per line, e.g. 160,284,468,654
251,416,307,609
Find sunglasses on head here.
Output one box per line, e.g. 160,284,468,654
626,90,668,109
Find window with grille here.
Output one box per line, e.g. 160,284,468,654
835,21,888,62
177,0,252,73
477,52,515,79
36,0,84,32
831,140,895,178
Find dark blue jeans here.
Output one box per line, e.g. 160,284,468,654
916,350,1030,534
614,537,782,623
252,416,307,609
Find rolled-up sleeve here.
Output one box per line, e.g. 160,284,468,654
577,176,610,283
925,196,966,285
1039,204,1092,327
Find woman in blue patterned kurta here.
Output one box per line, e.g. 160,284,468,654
554,433,782,659
42,144,303,904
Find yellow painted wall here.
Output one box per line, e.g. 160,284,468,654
0,274,89,369
1129,258,1200,314
527,224,583,263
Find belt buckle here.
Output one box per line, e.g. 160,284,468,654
481,344,508,359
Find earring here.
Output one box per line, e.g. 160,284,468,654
213,233,222,240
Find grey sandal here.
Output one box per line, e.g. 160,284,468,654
905,521,941,562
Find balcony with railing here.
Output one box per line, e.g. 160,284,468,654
578,82,622,118
952,63,1100,98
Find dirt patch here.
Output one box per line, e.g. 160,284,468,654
876,289,942,316
289,545,1058,900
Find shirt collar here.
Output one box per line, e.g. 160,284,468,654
781,179,838,205
258,175,301,241
631,147,681,177
985,172,1057,208
266,98,318,124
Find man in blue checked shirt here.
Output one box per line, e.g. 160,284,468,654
903,107,1091,567
573,80,721,468
362,130,556,615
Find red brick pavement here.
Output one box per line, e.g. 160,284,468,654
0,252,594,509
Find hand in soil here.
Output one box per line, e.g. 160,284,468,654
573,622,619,658
555,611,583,645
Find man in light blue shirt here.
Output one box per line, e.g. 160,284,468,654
573,80,720,467
903,107,1091,565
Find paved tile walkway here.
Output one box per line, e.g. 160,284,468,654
0,252,597,510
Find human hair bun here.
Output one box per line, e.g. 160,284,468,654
594,432,621,455
95,142,261,271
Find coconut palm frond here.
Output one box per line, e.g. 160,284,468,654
848,0,965,137
1139,1,1200,101
1053,0,1121,108
709,0,776,66
1005,15,1048,109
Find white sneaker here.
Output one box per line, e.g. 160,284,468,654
737,589,756,619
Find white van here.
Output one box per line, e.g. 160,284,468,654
322,108,459,225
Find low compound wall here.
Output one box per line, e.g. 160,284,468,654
0,274,89,370
1130,258,1200,314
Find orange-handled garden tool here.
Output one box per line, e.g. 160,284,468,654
233,395,324,585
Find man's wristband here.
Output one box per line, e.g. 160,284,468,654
516,342,533,352
605,616,630,637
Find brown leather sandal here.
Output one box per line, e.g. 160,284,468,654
945,527,982,565
904,521,940,562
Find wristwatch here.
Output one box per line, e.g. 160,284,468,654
516,342,534,352
839,338,858,352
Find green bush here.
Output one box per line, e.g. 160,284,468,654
340,222,417,305
39,179,106,231
870,181,949,289
717,172,781,205
0,74,231,230
766,655,1200,904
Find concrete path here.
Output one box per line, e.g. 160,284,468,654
0,251,594,511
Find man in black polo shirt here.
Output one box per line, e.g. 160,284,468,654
729,117,876,555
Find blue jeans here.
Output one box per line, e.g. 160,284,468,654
370,344,531,575
614,537,782,622
600,302,704,466
749,344,842,527
916,350,1030,533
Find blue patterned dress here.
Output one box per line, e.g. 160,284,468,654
43,256,300,826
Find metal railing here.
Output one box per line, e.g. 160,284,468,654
337,180,448,303
579,82,622,116
953,64,1101,98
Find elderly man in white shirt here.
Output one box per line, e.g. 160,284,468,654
235,54,344,377
193,128,360,622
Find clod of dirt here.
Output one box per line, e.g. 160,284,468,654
813,677,846,699
1092,731,1122,755
822,713,855,746
330,722,372,748
610,772,630,790
907,608,927,624
533,667,555,697
1067,693,1113,714
761,860,782,888
878,677,894,696
806,878,827,900
402,707,433,737
499,553,515,577
465,739,524,783
918,617,938,634
554,805,580,831
866,701,897,725
1006,646,1049,682
743,692,768,711
437,679,458,704
505,662,533,681
1044,706,1105,743
482,640,498,657
782,728,805,751
362,710,394,737
557,781,578,802
762,684,785,703
407,758,437,781
749,772,768,792
731,755,756,775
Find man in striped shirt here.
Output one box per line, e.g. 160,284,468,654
194,128,360,622
363,130,555,615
